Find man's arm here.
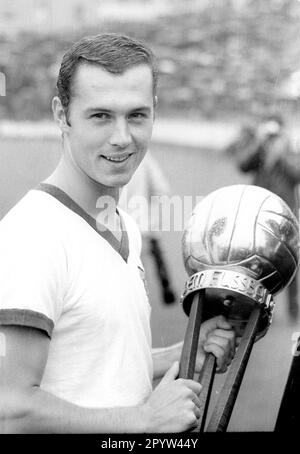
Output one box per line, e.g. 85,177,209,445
0,325,202,434
152,341,183,380
152,316,236,380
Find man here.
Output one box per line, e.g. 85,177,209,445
0,33,235,433
237,113,300,214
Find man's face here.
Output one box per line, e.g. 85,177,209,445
62,63,155,188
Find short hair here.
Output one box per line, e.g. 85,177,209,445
57,33,158,120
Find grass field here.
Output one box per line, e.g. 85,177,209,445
0,136,298,431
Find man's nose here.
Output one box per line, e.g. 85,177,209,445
109,119,132,148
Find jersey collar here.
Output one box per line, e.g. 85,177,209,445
35,182,129,263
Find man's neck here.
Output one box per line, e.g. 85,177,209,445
44,157,120,221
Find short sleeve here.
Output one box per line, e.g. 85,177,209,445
0,210,67,338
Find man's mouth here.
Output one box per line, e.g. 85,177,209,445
101,153,133,163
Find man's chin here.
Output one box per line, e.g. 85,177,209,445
100,176,131,190
91,168,137,189
109,172,135,188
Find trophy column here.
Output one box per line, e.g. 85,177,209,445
179,184,300,432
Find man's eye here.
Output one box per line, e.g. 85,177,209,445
130,112,147,121
92,113,110,120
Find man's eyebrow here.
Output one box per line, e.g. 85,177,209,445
85,108,112,114
130,106,152,111
129,107,152,113
85,106,152,114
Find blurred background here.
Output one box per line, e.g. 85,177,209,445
1,0,300,432
1,0,300,120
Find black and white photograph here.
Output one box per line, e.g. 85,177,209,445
0,0,300,438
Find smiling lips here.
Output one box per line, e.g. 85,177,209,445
101,153,133,163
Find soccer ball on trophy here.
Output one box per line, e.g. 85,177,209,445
181,185,299,337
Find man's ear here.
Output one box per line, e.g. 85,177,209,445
52,96,70,133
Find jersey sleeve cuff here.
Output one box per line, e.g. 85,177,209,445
0,309,54,338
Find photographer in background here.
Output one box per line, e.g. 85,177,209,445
231,112,300,319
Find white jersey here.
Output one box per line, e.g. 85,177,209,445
0,185,153,408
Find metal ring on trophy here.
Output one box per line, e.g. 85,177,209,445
181,268,274,340
179,184,300,432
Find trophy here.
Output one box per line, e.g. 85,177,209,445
179,184,299,432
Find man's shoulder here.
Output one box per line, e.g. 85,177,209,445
0,189,69,240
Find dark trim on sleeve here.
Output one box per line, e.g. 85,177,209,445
0,309,54,338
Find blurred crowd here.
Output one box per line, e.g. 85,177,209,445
226,111,300,318
0,0,298,121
